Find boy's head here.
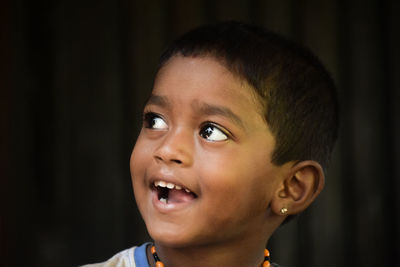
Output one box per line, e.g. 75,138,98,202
130,21,338,248
158,21,338,171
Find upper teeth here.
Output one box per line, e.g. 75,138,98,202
154,180,190,193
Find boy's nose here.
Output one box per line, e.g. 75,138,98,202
153,128,193,167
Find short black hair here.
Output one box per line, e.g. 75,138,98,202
158,21,339,170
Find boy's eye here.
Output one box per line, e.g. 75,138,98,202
144,112,168,130
199,124,228,141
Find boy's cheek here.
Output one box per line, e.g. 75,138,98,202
130,137,152,166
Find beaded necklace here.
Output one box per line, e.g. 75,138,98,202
151,245,271,267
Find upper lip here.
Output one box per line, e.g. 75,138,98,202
153,180,192,193
148,171,196,196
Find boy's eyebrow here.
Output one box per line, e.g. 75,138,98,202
193,101,245,129
146,94,245,129
146,94,171,108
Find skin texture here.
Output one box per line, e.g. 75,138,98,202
130,56,324,267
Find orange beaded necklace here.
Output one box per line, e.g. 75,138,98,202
150,245,271,267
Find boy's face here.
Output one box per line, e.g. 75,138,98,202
130,56,284,248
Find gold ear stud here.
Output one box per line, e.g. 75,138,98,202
280,208,288,214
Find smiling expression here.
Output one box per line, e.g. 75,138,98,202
130,56,285,248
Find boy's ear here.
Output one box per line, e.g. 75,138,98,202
271,160,325,216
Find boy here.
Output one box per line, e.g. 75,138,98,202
83,21,338,267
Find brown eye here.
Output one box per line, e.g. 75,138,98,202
144,112,168,130
199,124,228,141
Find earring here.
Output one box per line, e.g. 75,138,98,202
280,207,288,214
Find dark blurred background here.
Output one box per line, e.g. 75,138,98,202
1,0,399,266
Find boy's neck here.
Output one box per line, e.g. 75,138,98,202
147,238,270,267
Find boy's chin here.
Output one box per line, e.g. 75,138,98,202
147,225,203,248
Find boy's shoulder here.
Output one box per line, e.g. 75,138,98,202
79,243,150,267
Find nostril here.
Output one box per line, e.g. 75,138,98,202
155,155,183,164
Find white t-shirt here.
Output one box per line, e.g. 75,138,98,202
80,243,150,267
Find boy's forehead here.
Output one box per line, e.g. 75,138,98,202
153,55,265,113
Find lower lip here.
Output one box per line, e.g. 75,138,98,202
151,189,196,213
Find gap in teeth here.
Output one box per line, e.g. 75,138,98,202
158,187,169,202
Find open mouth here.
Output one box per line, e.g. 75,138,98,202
152,181,197,204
